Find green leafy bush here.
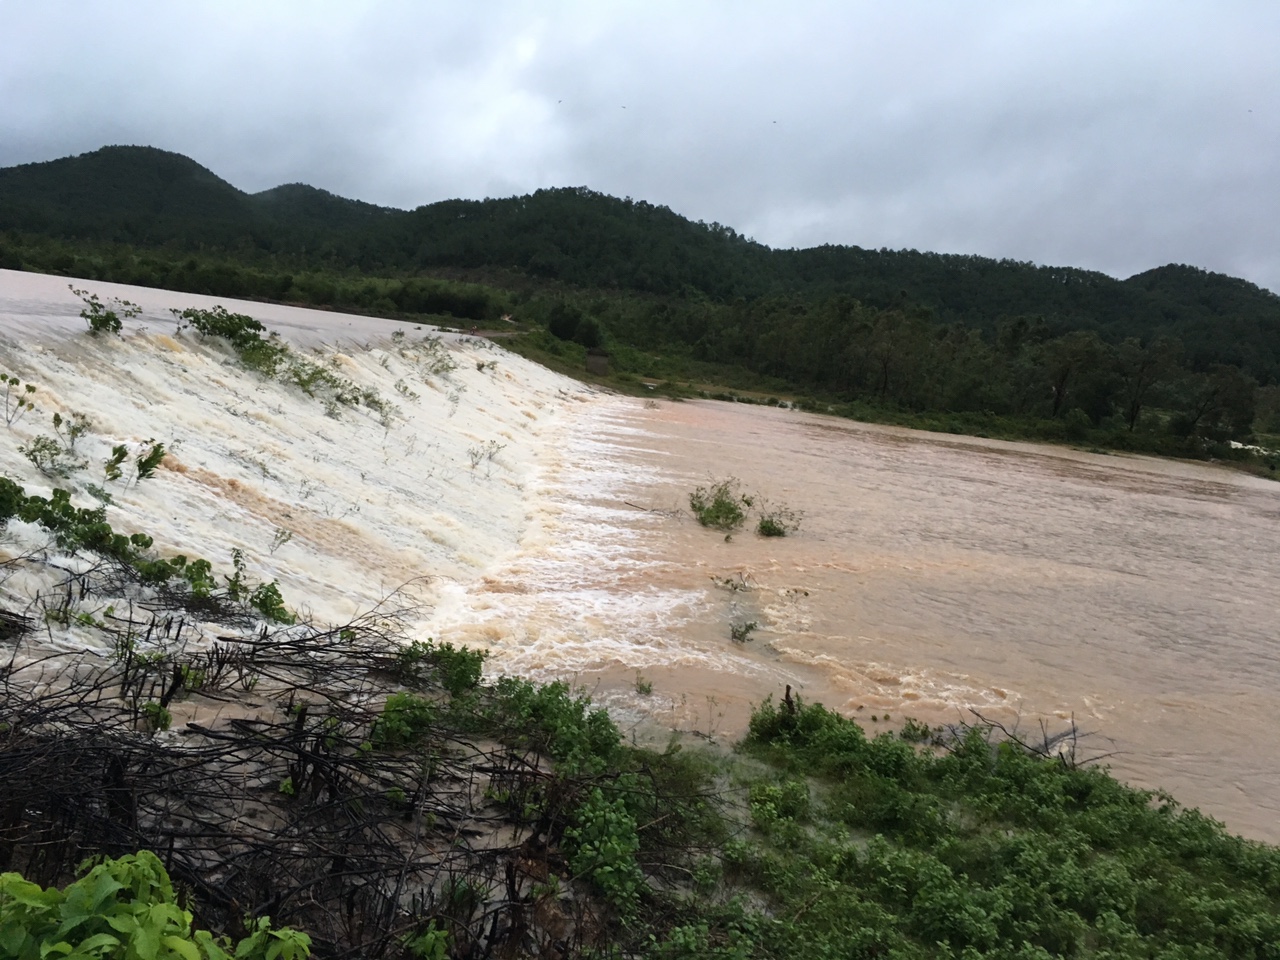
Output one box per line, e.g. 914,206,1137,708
19,434,79,477
566,786,645,914
172,304,390,421
0,479,288,618
755,502,801,537
249,580,295,624
689,478,751,531
392,638,488,696
2,373,37,428
372,692,436,749
485,677,622,775
71,285,141,336
141,701,172,732
0,851,310,960
104,443,128,481
51,411,92,452
135,440,167,480
404,922,449,960
432,640,488,696
172,304,265,349
748,780,811,827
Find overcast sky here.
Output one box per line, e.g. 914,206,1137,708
3,1,1278,292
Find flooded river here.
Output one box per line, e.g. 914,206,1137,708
440,396,1280,844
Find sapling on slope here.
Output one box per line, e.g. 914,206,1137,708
70,285,142,336
51,411,91,452
2,374,36,428
135,440,166,481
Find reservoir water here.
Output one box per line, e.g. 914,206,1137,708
441,396,1280,844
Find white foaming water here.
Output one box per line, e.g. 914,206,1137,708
425,400,764,682
0,270,601,650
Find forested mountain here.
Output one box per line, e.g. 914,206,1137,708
2,145,1279,450
6,147,1279,367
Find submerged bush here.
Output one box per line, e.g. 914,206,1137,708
756,501,801,537
689,478,752,531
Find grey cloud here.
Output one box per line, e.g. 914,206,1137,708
2,1,1277,291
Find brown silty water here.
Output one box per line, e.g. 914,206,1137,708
440,396,1280,844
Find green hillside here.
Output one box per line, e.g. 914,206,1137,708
4,146,1279,379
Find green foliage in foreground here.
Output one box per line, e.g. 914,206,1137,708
6,652,1280,958
0,851,310,960
719,697,1280,959
377,654,1280,958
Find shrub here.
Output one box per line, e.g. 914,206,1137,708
392,638,488,696
141,700,172,732
2,374,37,428
172,304,265,349
404,922,449,960
373,693,436,749
0,851,310,959
249,580,295,624
756,502,801,537
749,779,811,826
134,440,166,480
51,411,92,452
239,336,290,377
19,435,78,477
689,478,751,531
86,304,121,336
433,641,488,696
104,444,128,481
71,285,142,336
486,677,622,775
565,786,644,914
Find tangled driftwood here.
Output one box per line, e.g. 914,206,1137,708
0,603,639,959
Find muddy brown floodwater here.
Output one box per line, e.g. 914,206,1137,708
436,396,1280,844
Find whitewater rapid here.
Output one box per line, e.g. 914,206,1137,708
0,269,600,649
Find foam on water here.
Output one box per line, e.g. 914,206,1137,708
421,398,765,681
0,270,604,649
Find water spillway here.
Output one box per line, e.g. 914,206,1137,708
2,269,1277,843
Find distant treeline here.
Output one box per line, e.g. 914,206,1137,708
533,292,1277,448
3,145,1280,457
0,231,508,322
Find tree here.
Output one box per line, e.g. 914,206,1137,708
1115,337,1180,431
546,300,584,341
1035,330,1107,419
